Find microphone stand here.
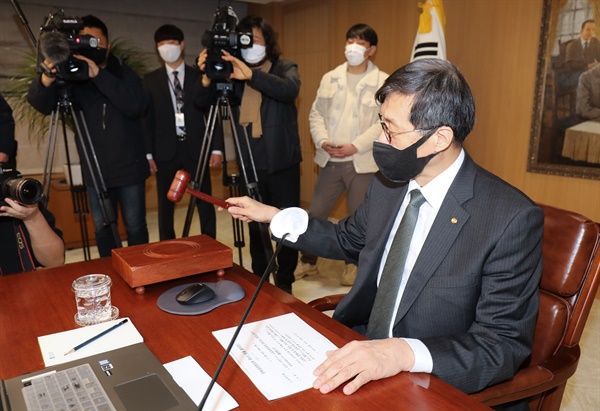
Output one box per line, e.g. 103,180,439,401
198,233,289,410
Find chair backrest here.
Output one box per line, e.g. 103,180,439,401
526,203,600,368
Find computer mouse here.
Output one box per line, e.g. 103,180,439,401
175,283,216,305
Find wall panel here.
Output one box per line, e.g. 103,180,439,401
250,0,599,222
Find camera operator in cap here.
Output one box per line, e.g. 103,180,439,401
142,24,223,241
27,14,150,258
197,14,301,294
0,97,64,274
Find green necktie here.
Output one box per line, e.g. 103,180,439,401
367,189,426,340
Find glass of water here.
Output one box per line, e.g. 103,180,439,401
72,274,119,326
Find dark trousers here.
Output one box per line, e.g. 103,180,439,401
87,182,148,258
155,140,216,241
247,165,300,289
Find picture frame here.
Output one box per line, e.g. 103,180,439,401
528,0,600,179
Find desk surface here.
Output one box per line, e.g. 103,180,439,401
0,258,489,410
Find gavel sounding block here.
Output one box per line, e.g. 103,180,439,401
111,235,233,288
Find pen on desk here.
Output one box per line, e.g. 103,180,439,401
64,319,128,356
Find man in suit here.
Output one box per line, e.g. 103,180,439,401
566,19,600,71
142,24,222,240
576,62,600,121
223,59,544,399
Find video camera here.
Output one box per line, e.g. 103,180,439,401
0,164,44,207
201,6,252,81
38,9,100,82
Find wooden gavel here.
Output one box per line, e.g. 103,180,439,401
167,170,230,209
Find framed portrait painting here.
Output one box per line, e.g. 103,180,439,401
528,0,600,179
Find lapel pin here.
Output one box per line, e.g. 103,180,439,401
451,217,458,224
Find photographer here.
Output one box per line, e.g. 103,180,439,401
27,15,150,258
198,15,301,294
0,97,61,275
0,196,65,275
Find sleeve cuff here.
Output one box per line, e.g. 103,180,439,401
403,338,433,373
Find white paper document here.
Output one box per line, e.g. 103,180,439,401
38,317,144,367
164,356,239,411
212,312,338,400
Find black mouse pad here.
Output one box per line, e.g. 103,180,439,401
157,281,245,315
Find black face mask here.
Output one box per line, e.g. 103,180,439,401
372,133,438,183
79,47,108,66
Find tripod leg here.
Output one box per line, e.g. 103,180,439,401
70,106,122,249
224,101,276,279
71,185,92,260
228,181,245,266
182,105,218,237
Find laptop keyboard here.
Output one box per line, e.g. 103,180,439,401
22,364,116,411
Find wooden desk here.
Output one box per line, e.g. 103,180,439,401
562,120,600,163
0,259,489,410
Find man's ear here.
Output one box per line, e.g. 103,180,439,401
433,126,454,151
180,40,185,52
368,45,377,58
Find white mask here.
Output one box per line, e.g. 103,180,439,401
241,44,267,64
345,43,368,66
158,44,182,64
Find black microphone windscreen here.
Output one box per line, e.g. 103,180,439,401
40,31,70,65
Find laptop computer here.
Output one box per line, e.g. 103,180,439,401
0,343,197,410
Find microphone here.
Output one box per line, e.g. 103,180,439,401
167,170,230,209
39,31,70,65
198,209,308,409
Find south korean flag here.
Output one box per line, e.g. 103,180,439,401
411,0,447,62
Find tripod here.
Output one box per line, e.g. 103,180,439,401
181,82,276,276
42,83,122,259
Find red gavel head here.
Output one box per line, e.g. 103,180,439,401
167,170,191,203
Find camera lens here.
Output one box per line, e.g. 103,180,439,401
1,178,44,205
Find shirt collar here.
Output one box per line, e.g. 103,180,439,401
409,149,465,211
165,62,185,76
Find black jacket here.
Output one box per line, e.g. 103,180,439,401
27,54,150,188
0,204,62,275
204,59,302,174
0,94,16,160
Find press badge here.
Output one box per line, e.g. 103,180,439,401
175,112,185,128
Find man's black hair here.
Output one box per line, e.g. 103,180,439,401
346,24,378,46
81,15,108,42
582,19,596,30
375,59,476,144
238,15,281,61
154,24,184,44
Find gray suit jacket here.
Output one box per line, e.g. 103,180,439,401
290,152,543,394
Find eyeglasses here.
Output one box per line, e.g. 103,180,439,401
378,113,429,144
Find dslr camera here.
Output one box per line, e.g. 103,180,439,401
201,6,252,81
0,164,44,207
38,9,100,82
